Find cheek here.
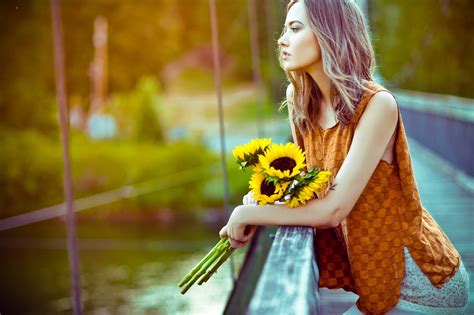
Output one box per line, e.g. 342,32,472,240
288,32,320,69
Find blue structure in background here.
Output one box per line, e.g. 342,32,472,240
394,90,474,188
87,113,117,140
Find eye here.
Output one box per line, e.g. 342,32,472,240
290,27,299,33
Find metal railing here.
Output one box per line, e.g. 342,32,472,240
247,226,320,315
394,89,474,193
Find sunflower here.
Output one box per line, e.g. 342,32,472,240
232,138,272,170
285,169,332,208
285,181,321,208
259,142,306,180
249,171,290,205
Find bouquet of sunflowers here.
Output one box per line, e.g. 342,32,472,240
234,138,332,208
178,138,332,294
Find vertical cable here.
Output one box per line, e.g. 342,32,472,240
209,0,236,284
264,0,277,104
248,0,265,138
50,1,82,314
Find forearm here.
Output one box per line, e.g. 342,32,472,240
237,195,337,229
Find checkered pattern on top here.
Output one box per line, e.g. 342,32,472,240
294,81,461,314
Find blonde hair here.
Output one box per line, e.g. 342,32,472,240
278,0,377,135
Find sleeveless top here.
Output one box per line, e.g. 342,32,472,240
294,81,461,314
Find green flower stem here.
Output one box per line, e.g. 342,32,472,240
179,239,227,289
180,241,228,295
178,237,227,288
198,246,232,285
199,245,235,285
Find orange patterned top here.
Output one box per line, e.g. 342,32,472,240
294,81,461,314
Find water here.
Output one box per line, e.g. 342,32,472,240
0,218,246,314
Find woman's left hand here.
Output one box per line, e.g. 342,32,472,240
224,206,255,248
219,225,245,249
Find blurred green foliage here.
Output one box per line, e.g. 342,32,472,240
226,98,286,124
370,0,474,95
108,76,165,143
0,128,252,219
202,155,253,208
0,1,58,137
69,135,218,216
0,130,199,218
0,128,63,218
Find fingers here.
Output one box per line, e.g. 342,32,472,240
243,227,256,242
219,225,227,238
229,230,257,248
233,226,257,248
221,224,257,249
244,225,256,235
247,225,257,238
229,237,245,249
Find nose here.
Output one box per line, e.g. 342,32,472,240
277,31,289,47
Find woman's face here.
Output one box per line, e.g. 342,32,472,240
278,1,321,71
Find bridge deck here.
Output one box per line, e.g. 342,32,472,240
318,140,474,314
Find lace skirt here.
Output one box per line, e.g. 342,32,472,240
343,246,470,315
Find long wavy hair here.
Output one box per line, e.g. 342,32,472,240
278,0,377,135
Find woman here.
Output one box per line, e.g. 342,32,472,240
219,0,469,314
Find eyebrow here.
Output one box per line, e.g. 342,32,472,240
285,20,303,27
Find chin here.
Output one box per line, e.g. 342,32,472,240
283,63,302,71
286,67,305,72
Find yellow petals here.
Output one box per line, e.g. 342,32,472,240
249,171,290,205
259,142,306,180
285,169,332,208
232,138,272,169
232,138,332,209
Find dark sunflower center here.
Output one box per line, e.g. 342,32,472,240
260,180,276,197
270,157,296,172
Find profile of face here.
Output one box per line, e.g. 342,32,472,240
278,1,321,72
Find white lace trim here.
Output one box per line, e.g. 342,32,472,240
396,299,467,314
343,247,469,314
399,246,469,308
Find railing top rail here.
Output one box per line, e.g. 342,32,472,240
247,226,319,315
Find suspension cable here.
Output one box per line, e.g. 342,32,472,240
208,0,236,285
50,0,82,313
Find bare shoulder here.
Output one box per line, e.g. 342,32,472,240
363,90,398,125
355,90,398,155
354,90,398,143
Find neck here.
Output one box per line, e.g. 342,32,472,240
305,61,332,107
